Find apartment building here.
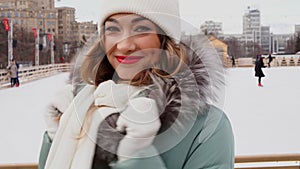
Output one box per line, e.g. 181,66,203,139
0,0,58,36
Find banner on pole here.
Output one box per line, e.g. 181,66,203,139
47,33,52,42
3,18,10,31
32,28,37,38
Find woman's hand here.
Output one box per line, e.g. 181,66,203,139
116,97,161,161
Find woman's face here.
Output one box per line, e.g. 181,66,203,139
104,13,162,81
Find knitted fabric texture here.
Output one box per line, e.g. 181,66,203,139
98,0,181,42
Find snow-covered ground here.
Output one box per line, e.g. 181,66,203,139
0,73,69,164
0,67,299,164
224,67,300,156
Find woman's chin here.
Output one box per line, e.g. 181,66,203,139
117,74,135,82
116,69,144,82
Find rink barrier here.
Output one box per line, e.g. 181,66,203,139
0,63,71,89
0,154,300,169
225,56,300,67
235,154,300,169
0,163,37,169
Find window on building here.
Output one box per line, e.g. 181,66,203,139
7,12,11,17
14,12,18,17
1,12,4,17
20,12,24,17
39,21,43,26
21,20,24,25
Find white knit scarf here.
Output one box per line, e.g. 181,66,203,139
44,80,142,169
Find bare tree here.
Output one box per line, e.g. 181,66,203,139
295,34,300,53
286,36,295,54
223,37,244,58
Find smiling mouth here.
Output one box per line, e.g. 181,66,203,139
116,56,143,64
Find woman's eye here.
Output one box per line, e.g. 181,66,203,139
135,26,151,32
105,26,120,32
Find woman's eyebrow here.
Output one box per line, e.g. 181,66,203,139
106,16,149,24
131,17,149,23
106,18,118,23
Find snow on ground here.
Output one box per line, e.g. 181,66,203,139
0,67,299,164
0,73,69,164
224,67,300,155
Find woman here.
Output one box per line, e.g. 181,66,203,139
39,0,234,169
7,59,19,87
255,55,266,87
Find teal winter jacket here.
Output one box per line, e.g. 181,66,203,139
38,34,234,169
39,105,234,169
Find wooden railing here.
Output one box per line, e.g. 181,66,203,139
0,154,299,169
235,154,300,169
0,63,71,89
0,163,37,169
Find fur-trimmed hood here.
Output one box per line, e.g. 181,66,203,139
68,33,226,165
69,32,225,129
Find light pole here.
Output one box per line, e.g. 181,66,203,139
63,42,70,62
49,33,54,64
32,28,40,66
3,18,13,63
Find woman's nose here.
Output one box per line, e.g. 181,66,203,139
116,35,136,53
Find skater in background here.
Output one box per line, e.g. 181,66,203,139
231,56,236,67
267,53,273,68
255,55,266,87
6,59,19,87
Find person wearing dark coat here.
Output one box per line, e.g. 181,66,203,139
267,54,273,68
231,56,236,67
255,55,266,87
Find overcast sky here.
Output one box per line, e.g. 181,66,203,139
56,0,300,34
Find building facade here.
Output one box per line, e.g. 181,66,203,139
242,7,261,57
200,20,223,37
0,0,58,37
57,7,77,43
0,0,97,62
270,34,293,54
77,21,98,45
295,25,300,36
260,26,271,54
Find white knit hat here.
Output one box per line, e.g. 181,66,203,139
98,0,181,42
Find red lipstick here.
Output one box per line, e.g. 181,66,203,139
116,56,143,64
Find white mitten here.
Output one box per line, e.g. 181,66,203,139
45,84,74,140
116,97,161,162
